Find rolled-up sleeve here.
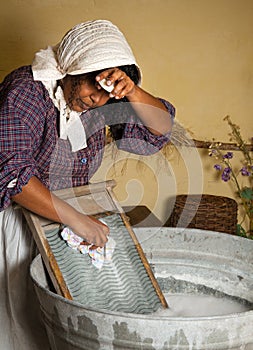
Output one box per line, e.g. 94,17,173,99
109,98,175,155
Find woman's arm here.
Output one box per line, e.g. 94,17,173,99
124,85,172,135
12,176,109,247
96,68,173,135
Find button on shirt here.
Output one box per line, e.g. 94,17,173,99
0,66,175,211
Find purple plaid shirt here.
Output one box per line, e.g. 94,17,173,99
0,66,175,210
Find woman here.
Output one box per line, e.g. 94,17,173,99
0,20,175,349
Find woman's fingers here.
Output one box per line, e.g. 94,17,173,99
86,218,109,247
71,214,110,247
96,68,135,99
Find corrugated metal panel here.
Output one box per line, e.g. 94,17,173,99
45,213,162,314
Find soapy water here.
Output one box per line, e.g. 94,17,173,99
156,293,252,317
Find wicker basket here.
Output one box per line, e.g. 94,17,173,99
165,194,238,235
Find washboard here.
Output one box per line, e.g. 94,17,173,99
22,180,168,314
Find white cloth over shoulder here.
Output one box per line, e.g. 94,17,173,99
32,20,141,152
54,84,87,152
0,207,50,350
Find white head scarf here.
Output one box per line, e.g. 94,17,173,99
32,20,141,152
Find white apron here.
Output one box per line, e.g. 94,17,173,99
0,206,50,349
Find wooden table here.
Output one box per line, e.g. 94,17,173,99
123,205,162,227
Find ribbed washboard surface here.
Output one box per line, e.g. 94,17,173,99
45,213,162,314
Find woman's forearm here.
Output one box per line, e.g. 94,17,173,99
96,68,173,136
12,176,109,246
13,176,70,222
126,86,173,135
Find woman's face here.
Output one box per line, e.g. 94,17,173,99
62,75,110,112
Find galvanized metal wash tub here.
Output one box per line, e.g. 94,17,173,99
30,227,253,350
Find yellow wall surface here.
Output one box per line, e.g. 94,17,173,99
1,0,252,224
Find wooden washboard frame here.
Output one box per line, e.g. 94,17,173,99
22,180,168,309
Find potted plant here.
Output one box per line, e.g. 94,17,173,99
208,116,253,238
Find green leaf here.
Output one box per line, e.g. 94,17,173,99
240,187,253,200
236,224,247,237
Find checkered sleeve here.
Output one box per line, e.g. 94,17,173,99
0,81,41,210
112,98,175,155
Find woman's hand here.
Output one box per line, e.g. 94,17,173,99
96,68,136,100
96,68,172,136
68,212,109,247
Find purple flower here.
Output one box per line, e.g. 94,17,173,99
214,164,222,171
223,152,233,159
222,167,232,182
240,167,250,176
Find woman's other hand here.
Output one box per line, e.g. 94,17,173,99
96,68,172,136
96,68,135,100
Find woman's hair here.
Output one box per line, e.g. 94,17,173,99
64,64,140,141
103,65,139,141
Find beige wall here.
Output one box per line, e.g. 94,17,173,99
1,0,252,223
